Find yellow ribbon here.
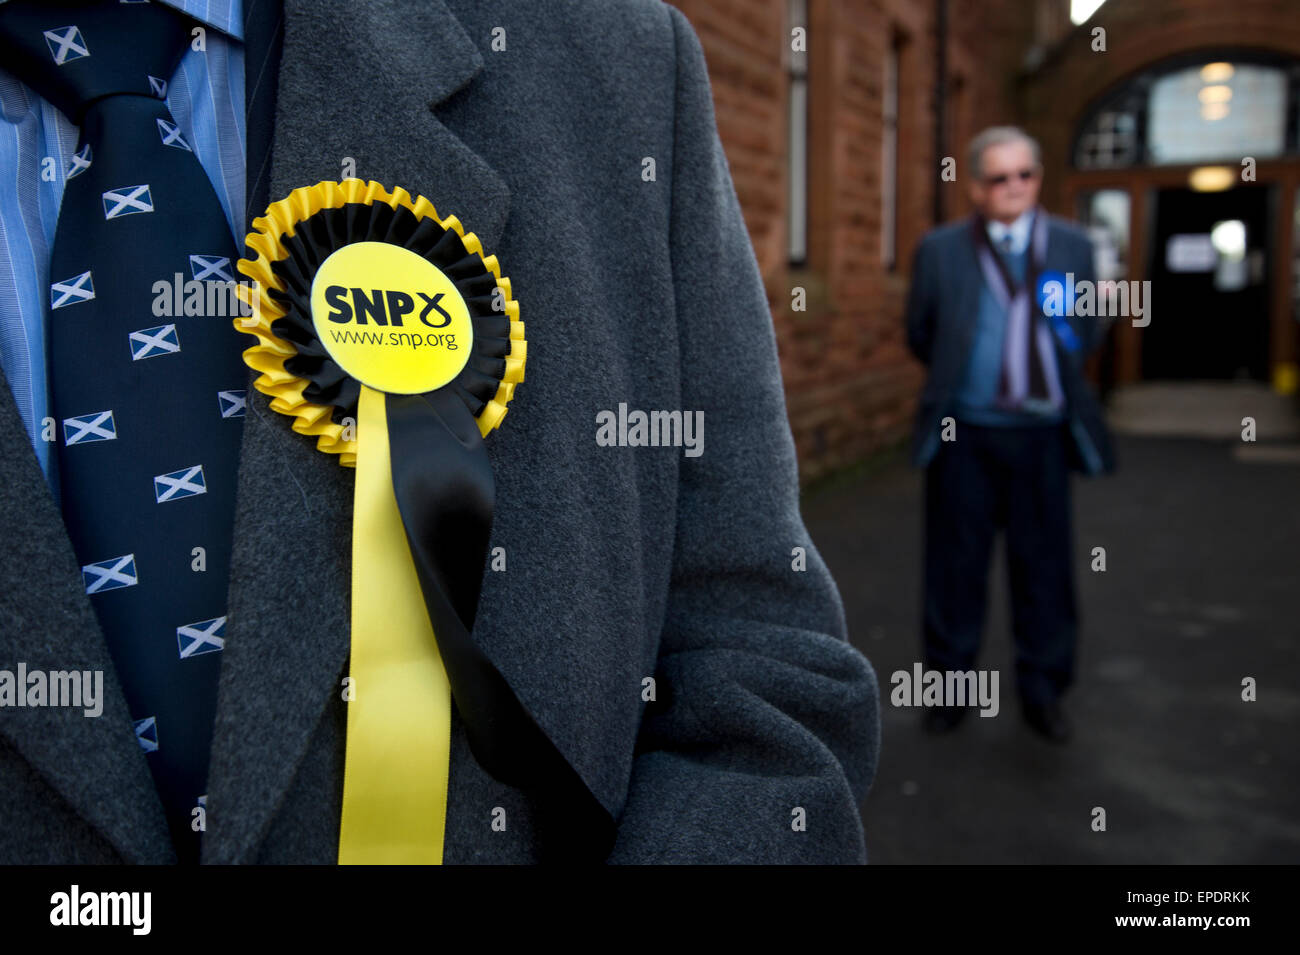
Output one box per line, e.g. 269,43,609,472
233,181,527,864
337,384,451,864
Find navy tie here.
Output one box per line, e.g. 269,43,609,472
0,0,247,863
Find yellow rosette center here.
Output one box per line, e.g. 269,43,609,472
310,240,474,394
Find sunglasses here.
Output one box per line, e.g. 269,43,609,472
983,168,1038,187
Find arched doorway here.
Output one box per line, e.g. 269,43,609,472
1064,51,1300,394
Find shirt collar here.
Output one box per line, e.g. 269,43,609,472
985,208,1036,256
158,0,244,42
0,0,241,123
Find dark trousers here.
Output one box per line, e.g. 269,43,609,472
923,420,1078,707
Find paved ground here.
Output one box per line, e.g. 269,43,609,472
802,426,1300,863
1108,381,1300,441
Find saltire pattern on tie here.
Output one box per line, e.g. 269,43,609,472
0,0,249,864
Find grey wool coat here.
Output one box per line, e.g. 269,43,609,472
0,0,880,864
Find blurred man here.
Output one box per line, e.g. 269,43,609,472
903,126,1115,742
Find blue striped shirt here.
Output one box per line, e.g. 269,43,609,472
0,0,245,482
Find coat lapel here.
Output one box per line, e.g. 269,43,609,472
0,367,176,863
203,0,519,863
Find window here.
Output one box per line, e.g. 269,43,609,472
1148,63,1286,164
1209,219,1249,292
787,0,809,267
1076,188,1130,280
1076,110,1139,169
1073,54,1300,168
882,36,899,271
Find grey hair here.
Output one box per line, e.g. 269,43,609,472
967,126,1041,179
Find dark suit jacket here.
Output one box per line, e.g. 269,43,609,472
903,212,1116,475
0,0,880,864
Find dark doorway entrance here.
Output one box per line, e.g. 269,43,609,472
1143,185,1272,380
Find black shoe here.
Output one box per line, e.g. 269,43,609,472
922,705,968,734
1022,700,1071,743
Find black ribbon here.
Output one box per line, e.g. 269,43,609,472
387,391,614,863
261,200,615,862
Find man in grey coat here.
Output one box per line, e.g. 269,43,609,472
0,0,879,864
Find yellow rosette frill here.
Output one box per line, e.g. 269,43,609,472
234,178,525,465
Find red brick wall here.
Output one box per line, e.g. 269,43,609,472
670,0,1300,481
670,0,1045,482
